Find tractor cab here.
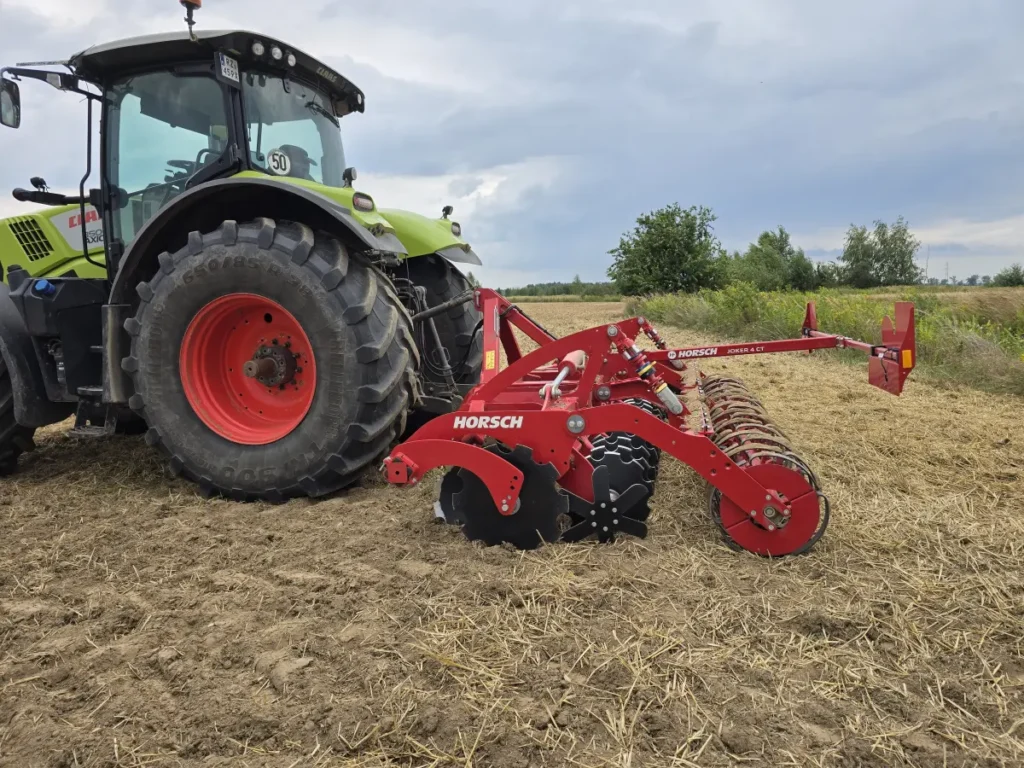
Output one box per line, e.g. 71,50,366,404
1,29,366,263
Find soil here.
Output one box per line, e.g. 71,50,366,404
1,302,1022,767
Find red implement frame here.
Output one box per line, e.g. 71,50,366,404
383,290,916,529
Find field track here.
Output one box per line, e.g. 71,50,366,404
2,301,1022,767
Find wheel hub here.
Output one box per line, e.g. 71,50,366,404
244,343,299,388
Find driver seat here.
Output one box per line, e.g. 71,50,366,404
278,144,317,181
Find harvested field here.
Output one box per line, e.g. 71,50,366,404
2,301,1023,767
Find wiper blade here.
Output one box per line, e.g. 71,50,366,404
305,100,339,127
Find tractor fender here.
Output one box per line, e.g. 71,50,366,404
0,283,75,428
376,206,483,265
436,245,483,266
108,177,408,305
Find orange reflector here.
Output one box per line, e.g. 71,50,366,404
901,349,913,369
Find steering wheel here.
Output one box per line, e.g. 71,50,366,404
166,159,196,172
161,148,219,202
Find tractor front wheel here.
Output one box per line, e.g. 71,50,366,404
123,218,419,500
404,255,483,389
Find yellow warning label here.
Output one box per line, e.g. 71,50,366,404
901,349,913,369
485,350,496,370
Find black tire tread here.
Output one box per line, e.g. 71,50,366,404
0,355,36,476
124,218,420,500
403,255,482,386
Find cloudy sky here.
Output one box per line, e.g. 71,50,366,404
1,0,1022,286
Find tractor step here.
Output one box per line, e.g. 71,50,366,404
70,394,118,438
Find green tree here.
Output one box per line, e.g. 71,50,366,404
874,218,922,285
839,217,922,287
840,224,878,288
608,204,727,295
966,274,980,286
815,261,844,288
982,275,992,285
992,264,1024,287
728,226,818,291
465,271,481,289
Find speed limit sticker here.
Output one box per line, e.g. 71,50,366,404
267,149,291,176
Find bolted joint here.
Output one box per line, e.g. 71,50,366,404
566,414,586,434
595,385,612,401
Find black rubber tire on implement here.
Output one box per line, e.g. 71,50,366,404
0,353,36,475
403,255,482,388
122,218,420,501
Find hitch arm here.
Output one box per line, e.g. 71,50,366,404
645,302,917,395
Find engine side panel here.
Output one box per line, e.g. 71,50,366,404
0,205,106,281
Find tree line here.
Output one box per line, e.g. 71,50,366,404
606,203,936,295
607,203,1024,294
495,203,1024,296
493,277,620,297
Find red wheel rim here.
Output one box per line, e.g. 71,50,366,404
179,293,317,445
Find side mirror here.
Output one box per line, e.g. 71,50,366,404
342,167,357,187
0,79,21,129
441,205,454,219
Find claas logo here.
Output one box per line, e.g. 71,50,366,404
68,209,100,228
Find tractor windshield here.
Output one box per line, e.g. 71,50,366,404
243,73,346,187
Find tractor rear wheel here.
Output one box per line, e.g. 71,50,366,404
123,218,420,501
0,354,36,475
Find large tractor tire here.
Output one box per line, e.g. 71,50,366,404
403,255,483,388
123,218,420,501
0,354,35,475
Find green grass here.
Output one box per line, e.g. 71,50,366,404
630,285,1024,396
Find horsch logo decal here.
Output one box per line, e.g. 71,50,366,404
668,347,718,360
453,415,524,430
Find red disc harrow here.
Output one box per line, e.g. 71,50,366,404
383,289,916,556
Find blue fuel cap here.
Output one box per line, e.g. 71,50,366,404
33,279,56,297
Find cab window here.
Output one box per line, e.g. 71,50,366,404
107,71,229,244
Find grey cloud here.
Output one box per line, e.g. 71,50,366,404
447,176,485,198
1,0,1022,282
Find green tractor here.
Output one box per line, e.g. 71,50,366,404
0,12,484,499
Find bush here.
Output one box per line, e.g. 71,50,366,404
992,264,1024,288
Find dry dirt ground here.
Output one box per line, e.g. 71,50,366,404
2,302,1023,768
